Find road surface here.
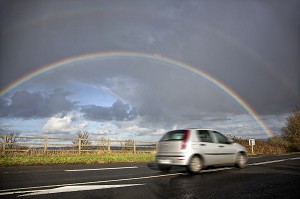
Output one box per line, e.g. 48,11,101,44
0,154,299,198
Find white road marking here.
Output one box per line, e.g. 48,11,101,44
248,157,300,166
18,184,144,197
248,156,264,159
65,166,138,172
276,154,292,156
201,167,233,173
0,173,182,196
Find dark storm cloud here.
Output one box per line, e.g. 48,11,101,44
0,97,8,110
81,99,136,121
36,59,242,126
1,0,299,115
0,0,299,131
0,89,77,118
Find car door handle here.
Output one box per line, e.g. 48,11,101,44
200,144,206,146
218,145,225,148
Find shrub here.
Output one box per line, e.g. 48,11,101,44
282,107,300,152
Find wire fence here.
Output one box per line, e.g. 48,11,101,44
0,135,158,156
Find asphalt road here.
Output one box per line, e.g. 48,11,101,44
0,154,299,199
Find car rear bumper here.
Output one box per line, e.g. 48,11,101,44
156,154,190,166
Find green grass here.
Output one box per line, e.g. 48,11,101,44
0,153,156,167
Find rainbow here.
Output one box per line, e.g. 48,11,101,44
0,51,274,137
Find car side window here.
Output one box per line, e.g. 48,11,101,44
197,130,213,143
213,131,229,144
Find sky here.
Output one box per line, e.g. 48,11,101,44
0,0,299,141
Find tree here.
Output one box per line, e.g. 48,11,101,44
282,107,300,152
121,139,134,151
73,131,91,146
1,132,20,149
98,137,108,150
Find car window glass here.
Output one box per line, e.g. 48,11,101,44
197,130,213,142
213,131,229,144
160,130,187,141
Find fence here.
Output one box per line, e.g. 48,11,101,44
0,135,158,156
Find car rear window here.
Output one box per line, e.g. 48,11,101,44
160,130,188,141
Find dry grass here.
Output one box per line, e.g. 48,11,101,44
234,137,288,155
0,153,156,167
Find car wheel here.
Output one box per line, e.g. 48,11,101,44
158,164,171,172
235,153,247,168
187,156,202,174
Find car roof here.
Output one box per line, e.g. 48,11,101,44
171,128,215,131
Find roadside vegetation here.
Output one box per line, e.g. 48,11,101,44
0,107,299,167
233,137,288,155
281,107,300,152
0,153,155,167
235,107,300,155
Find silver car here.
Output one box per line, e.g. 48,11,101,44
156,129,247,173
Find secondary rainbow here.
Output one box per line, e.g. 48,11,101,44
0,51,274,137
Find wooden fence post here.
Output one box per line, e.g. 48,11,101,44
133,140,136,154
43,137,48,155
107,139,111,153
2,135,6,156
78,138,81,155
98,139,101,154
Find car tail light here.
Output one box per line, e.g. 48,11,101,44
181,130,191,149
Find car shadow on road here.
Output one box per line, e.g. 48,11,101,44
146,162,187,173
147,162,233,174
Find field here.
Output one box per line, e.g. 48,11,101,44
0,153,156,167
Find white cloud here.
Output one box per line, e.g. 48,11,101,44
0,122,12,129
42,114,73,134
113,117,169,138
117,125,149,134
42,113,88,134
152,128,167,135
77,121,88,129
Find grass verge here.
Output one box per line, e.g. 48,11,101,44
0,153,156,167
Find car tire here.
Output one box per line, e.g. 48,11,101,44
187,156,202,174
235,153,247,168
158,164,171,172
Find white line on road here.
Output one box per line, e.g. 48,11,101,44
248,156,264,159
0,173,182,196
276,154,293,156
201,167,232,173
248,157,300,166
18,184,145,197
65,166,138,172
